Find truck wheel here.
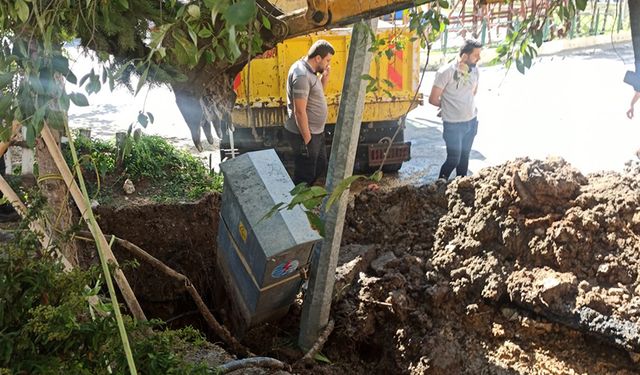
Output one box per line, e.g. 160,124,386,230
380,163,402,173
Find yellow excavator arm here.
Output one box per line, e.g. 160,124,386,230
260,0,419,40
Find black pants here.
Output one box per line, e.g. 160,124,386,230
439,117,478,179
285,129,327,186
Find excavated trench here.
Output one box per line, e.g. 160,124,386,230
93,158,640,374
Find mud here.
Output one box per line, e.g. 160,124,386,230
313,157,640,374
92,193,220,325
91,157,640,374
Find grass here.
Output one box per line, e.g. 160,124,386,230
63,134,223,203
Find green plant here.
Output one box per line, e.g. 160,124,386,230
263,171,383,236
0,227,212,374
63,134,223,202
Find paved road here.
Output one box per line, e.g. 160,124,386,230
401,43,640,185
68,43,640,182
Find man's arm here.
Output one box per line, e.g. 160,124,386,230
628,91,640,119
429,86,444,107
294,98,312,144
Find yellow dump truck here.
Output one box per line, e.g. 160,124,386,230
223,23,422,172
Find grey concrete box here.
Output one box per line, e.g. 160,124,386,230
217,149,322,326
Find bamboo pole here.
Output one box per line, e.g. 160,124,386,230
0,120,21,159
40,124,146,321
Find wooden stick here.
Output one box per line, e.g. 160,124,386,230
217,357,287,374
79,231,253,358
0,174,69,269
41,125,146,321
300,319,335,362
0,120,21,160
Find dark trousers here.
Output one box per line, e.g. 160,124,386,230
285,129,327,186
439,117,478,179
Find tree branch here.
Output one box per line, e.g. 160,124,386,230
79,231,254,358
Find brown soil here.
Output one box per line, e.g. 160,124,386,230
92,193,221,326
90,157,640,374
307,157,640,374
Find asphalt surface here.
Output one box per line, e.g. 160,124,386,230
67,43,640,184
401,43,640,185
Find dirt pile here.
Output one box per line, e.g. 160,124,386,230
432,157,640,352
87,157,640,374
316,157,640,374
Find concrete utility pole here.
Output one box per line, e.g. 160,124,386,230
298,18,378,350
630,0,640,73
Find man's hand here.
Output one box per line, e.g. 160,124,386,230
321,65,330,88
323,64,331,78
628,106,635,119
303,132,312,145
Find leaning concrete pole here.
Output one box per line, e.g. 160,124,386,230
630,0,640,73
298,18,378,350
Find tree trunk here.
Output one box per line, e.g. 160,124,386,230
35,130,78,266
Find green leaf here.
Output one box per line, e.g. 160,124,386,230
360,74,375,82
29,75,45,95
59,93,70,111
172,30,199,67
576,0,587,11
314,352,331,364
385,48,394,60
32,104,47,129
187,4,201,19
116,0,129,9
46,109,65,130
523,53,532,69
146,112,154,124
438,0,449,8
25,124,35,148
0,95,11,114
259,202,286,223
51,54,69,75
0,72,13,88
302,196,324,210
224,0,256,26
198,27,213,38
188,27,198,46
515,58,525,74
135,66,149,95
290,183,309,195
289,190,315,208
137,112,148,128
305,210,325,237
326,175,364,210
69,92,89,107
382,79,395,88
66,71,78,85
534,30,544,47
309,186,327,197
203,0,218,8
227,25,241,60
15,0,29,22
79,71,92,87
370,170,383,182
261,14,271,30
